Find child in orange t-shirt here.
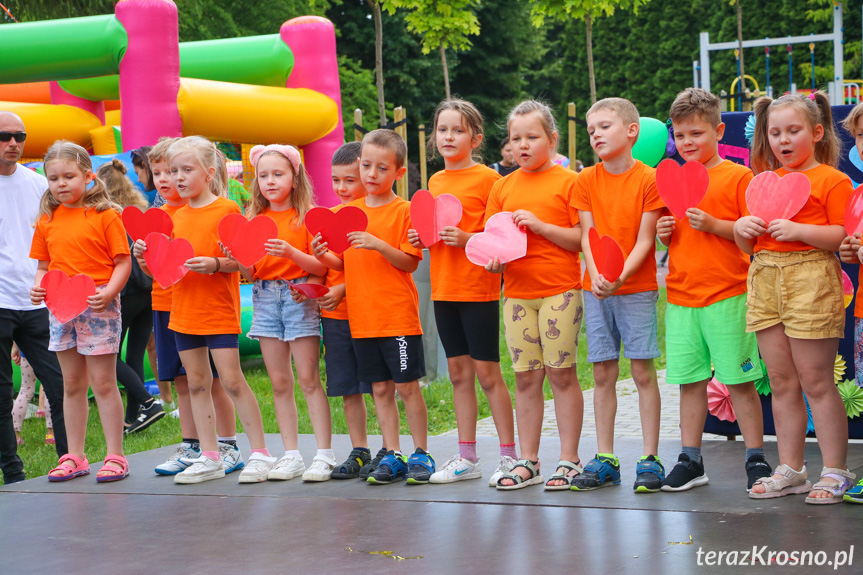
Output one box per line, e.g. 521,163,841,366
407,99,515,486
572,97,665,493
735,92,855,503
29,141,132,483
135,136,272,485
314,130,433,485
483,101,583,491
656,88,769,493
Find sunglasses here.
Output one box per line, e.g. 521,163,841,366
0,132,26,143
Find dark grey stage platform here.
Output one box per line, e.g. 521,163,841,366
2,435,862,574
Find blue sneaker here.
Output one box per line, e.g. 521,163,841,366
367,451,408,484
634,455,665,493
570,454,621,491
155,443,200,475
405,448,435,485
844,478,863,504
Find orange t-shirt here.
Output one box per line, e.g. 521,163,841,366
666,160,753,307
343,196,423,338
752,164,853,253
30,205,129,284
169,197,242,335
151,203,183,312
252,207,313,281
428,164,502,302
485,164,581,299
321,204,350,321
572,160,664,295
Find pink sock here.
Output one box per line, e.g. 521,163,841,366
202,451,219,462
251,448,271,457
458,441,478,463
500,443,517,459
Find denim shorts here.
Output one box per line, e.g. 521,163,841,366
248,278,321,342
48,290,122,356
583,290,660,363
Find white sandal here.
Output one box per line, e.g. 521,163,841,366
805,467,856,505
749,463,812,499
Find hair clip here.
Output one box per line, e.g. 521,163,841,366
808,92,817,101
76,152,80,164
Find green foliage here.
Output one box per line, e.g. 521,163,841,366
528,0,650,25
385,0,481,54
338,55,380,141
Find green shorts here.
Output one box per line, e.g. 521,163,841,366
665,293,762,385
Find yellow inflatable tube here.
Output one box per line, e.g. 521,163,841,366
0,101,101,156
178,78,338,146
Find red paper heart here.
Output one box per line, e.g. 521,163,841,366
41,270,96,323
745,171,811,223
218,214,278,268
465,212,527,266
410,190,464,246
122,206,173,242
844,185,863,236
291,283,330,299
588,227,625,282
142,232,194,287
655,159,710,219
304,206,368,254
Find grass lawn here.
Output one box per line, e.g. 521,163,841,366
9,288,667,483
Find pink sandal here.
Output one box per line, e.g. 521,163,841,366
96,454,129,483
48,454,90,482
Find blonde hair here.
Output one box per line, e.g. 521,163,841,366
751,92,840,173
97,158,148,210
669,88,721,128
507,100,558,141
842,102,863,139
428,98,485,163
166,136,227,197
148,136,180,165
248,150,315,226
587,97,641,142
362,129,407,167
38,141,120,222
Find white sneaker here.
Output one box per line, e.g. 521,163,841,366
238,452,276,483
174,456,225,484
302,454,338,482
155,443,200,475
268,453,305,481
218,442,245,474
429,454,482,483
489,455,518,487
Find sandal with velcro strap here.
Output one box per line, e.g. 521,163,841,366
496,459,544,491
544,460,583,491
805,467,855,505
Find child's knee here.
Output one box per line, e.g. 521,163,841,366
397,381,421,401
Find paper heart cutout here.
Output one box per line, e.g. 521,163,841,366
304,206,368,254
122,206,173,242
655,159,709,219
218,214,278,268
844,185,863,236
290,283,330,299
40,270,96,324
588,227,625,283
142,232,194,287
410,189,464,246
465,212,527,266
745,171,811,223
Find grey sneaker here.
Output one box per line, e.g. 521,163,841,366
218,442,245,474
155,443,200,476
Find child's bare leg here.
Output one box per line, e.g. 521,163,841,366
397,380,427,451
291,337,331,450
592,359,619,454
679,380,709,448
631,358,660,456
546,365,583,486
86,354,125,470
726,382,764,448
475,359,515,444
260,338,299,450
179,348,218,452
372,380,400,453
173,375,197,439
210,348,266,449
55,350,89,460
212,377,236,437
449,356,478,442
499,369,544,485
343,394,368,448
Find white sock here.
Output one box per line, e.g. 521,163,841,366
285,449,301,459
317,448,335,461
218,435,237,443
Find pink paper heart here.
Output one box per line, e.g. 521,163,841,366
745,171,810,223
410,190,463,246
655,159,709,219
142,232,194,287
465,212,527,266
844,184,863,236
41,270,96,323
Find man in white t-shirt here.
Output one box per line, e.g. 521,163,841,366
0,111,67,483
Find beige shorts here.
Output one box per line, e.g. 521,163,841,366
503,289,582,372
746,249,845,339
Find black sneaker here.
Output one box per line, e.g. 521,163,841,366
124,400,165,435
661,453,709,492
745,454,772,491
359,447,388,480
633,455,665,493
332,448,372,480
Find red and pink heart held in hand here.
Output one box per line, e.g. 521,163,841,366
745,171,811,224
410,190,463,246
465,212,527,267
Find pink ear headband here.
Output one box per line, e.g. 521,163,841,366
249,144,301,173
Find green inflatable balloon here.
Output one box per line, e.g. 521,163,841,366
632,117,667,168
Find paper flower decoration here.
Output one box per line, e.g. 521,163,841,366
744,114,756,147
753,359,771,396
835,354,847,384
837,380,863,419
707,378,736,422
802,392,815,434
665,118,677,157
842,270,854,309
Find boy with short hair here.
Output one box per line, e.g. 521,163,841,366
314,130,433,484
656,88,770,492
571,97,665,493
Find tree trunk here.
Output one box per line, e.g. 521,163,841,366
440,41,451,100
372,0,387,127
737,0,745,84
586,14,596,104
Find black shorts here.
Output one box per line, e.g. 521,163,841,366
322,318,372,397
352,335,425,384
153,311,220,381
433,300,500,362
